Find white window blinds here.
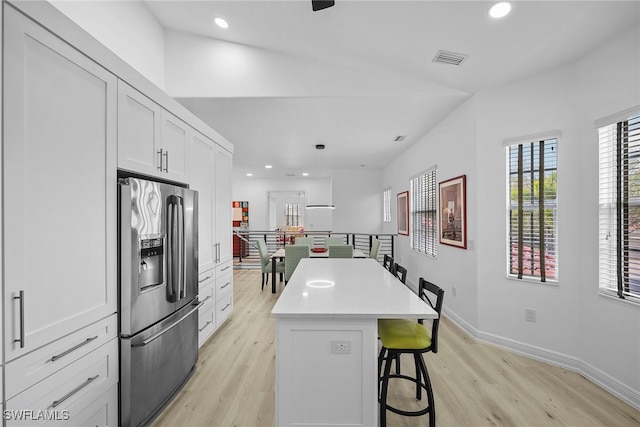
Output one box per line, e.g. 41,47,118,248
410,167,437,257
383,187,391,223
507,138,558,282
598,111,640,302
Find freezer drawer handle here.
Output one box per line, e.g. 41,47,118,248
133,301,203,348
50,336,98,362
51,375,99,408
14,291,25,349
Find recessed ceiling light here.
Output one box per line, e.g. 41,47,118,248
302,172,309,176
214,17,229,29
246,173,253,177
489,2,511,18
265,165,272,169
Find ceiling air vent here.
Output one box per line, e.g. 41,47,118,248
394,135,407,142
433,50,468,66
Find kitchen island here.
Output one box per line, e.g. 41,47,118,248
271,258,437,427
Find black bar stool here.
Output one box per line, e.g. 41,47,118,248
378,278,445,426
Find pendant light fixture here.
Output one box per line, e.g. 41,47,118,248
306,144,335,209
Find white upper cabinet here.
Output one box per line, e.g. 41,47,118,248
190,132,215,272
3,6,117,361
215,145,233,265
117,81,189,183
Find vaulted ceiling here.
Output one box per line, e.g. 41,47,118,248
144,0,640,177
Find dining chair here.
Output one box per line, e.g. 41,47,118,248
257,239,284,290
294,236,313,247
378,278,445,427
383,254,394,272
284,244,310,283
393,263,407,284
328,244,353,258
369,238,381,260
324,236,344,247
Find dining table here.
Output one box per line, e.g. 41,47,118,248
270,247,367,293
271,258,437,427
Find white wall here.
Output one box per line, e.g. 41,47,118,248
383,24,640,407
332,169,383,234
232,169,383,234
49,0,165,89
383,98,478,323
232,173,332,231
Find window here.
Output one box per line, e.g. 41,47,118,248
285,203,301,226
598,109,640,303
506,136,558,282
383,187,391,222
410,167,437,257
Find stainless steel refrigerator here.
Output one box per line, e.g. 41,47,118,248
118,177,200,427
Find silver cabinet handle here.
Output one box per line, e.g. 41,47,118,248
220,265,230,272
198,321,212,332
164,150,169,172
198,275,212,283
51,375,99,408
14,291,25,349
220,282,231,289
199,295,212,304
221,303,231,312
50,336,98,362
157,149,164,171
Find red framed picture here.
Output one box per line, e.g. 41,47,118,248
397,191,409,236
439,175,467,249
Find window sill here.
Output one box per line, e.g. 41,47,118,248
506,274,559,286
598,289,640,307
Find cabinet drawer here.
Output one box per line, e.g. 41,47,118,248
198,305,215,347
5,339,118,426
54,383,118,427
215,261,232,279
215,271,233,298
216,293,233,328
198,281,215,313
198,268,214,290
5,315,117,400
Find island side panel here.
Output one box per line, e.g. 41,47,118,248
275,317,378,427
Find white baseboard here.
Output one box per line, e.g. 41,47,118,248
442,307,640,411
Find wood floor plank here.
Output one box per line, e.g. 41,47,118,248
150,269,640,427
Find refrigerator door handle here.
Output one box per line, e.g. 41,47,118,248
166,198,176,302
178,197,186,299
132,301,203,347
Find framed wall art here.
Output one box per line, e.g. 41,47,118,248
439,175,467,249
397,191,409,236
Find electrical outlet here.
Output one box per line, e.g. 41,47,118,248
525,308,536,323
331,341,351,354
452,286,457,297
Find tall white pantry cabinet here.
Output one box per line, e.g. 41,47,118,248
1,2,233,425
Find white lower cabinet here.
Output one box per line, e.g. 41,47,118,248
5,316,117,401
215,261,234,328
198,271,216,347
5,337,118,426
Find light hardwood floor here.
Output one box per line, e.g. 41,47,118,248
151,269,640,427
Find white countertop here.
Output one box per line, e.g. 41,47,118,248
271,258,438,319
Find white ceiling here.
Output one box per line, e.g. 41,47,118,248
144,0,640,178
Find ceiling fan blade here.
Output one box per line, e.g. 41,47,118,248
312,0,335,11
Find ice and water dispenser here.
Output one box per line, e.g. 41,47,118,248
139,236,164,290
